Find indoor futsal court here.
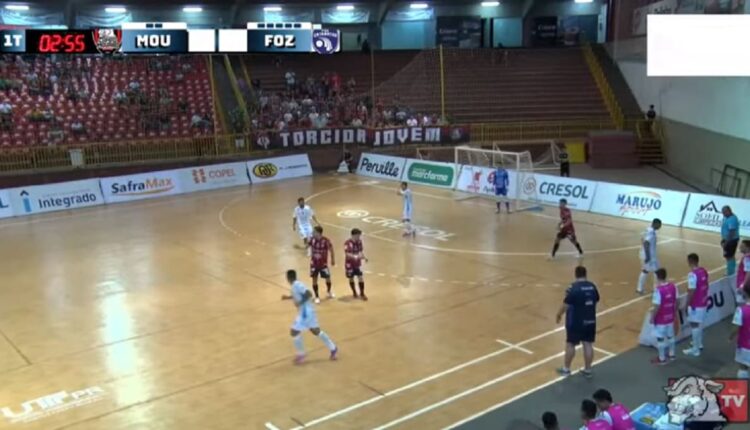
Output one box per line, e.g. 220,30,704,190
0,174,728,430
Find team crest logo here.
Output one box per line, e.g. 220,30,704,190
664,376,749,426
312,29,340,55
92,29,122,54
256,133,270,150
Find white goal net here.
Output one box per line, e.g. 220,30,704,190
454,146,544,212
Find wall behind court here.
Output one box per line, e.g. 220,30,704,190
381,20,436,49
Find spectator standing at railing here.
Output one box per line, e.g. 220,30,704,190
721,205,740,276
560,145,570,177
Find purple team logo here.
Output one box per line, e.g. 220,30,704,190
312,29,340,55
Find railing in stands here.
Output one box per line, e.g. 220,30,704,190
582,44,625,130
0,119,614,174
207,56,228,134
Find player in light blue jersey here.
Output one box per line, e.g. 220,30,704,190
494,165,511,214
398,182,416,237
281,269,338,364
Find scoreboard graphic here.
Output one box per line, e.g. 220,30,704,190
0,22,341,55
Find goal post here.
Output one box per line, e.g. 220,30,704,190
453,146,542,212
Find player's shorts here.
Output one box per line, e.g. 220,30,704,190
736,289,747,306
566,324,595,345
723,239,739,259
310,266,331,279
652,323,675,339
298,224,313,240
687,306,707,324
735,347,750,367
345,266,363,278
640,258,659,273
495,187,508,197
291,307,319,332
402,206,412,221
556,229,576,241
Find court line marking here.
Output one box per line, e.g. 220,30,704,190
265,423,281,430
495,339,533,355
440,355,616,430
593,346,616,357
279,266,725,430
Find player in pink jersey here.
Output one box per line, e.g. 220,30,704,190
736,240,750,306
730,283,750,379
581,399,613,430
308,226,335,304
683,253,709,357
593,389,635,430
649,268,677,365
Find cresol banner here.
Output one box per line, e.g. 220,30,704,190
590,182,689,226
252,126,470,149
519,173,598,211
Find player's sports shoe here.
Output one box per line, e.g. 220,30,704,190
580,369,593,379
556,367,571,376
329,347,338,361
293,354,306,365
411,230,416,238
683,348,701,357
361,294,368,301
314,297,321,304
547,254,556,261
327,292,336,299
402,231,410,237
651,357,668,366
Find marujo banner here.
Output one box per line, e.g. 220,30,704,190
589,182,689,226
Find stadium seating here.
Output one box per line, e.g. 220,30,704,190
375,48,612,124
0,55,219,147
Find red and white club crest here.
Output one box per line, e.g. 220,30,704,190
92,29,122,54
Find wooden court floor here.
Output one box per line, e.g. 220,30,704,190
0,174,727,430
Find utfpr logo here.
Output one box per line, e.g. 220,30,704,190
192,169,206,184
253,163,278,178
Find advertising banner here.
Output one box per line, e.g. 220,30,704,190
100,170,182,204
632,0,677,36
682,193,750,236
404,159,457,189
519,173,598,211
247,154,313,184
10,179,104,216
436,16,482,48
455,165,519,199
356,153,406,182
0,189,13,219
252,126,470,150
590,182,689,226
639,277,735,347
179,162,250,193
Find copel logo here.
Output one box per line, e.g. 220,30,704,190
1,386,105,424
193,168,237,184
253,163,278,178
664,376,748,424
110,177,174,196
616,191,662,216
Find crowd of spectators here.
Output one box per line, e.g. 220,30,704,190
244,69,444,133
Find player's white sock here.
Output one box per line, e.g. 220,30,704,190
652,273,658,291
637,272,647,293
694,327,703,349
317,331,336,351
293,335,304,354
738,369,749,379
657,339,666,361
668,337,675,358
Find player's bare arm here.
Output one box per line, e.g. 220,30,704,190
555,303,568,324
312,215,321,226
643,240,651,263
292,216,297,231
329,241,336,266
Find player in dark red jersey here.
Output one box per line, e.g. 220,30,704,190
550,198,584,259
344,228,368,300
309,226,335,304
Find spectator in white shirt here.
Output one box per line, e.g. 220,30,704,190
285,71,296,91
406,117,418,127
351,118,363,127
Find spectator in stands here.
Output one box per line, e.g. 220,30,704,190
285,70,296,91
351,117,363,128
48,124,64,145
556,266,599,378
592,389,634,430
330,72,341,97
580,400,612,430
174,71,184,83
128,79,141,92
0,101,12,116
71,120,86,135
113,90,127,105
406,116,418,127
191,113,209,131
542,412,561,430
178,99,189,114
346,77,356,93
646,105,656,122
41,108,54,122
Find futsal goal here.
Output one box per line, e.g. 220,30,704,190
451,141,561,212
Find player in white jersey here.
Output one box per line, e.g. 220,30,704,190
281,269,338,365
292,197,320,251
398,182,416,237
637,218,662,295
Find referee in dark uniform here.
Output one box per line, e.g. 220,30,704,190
556,266,599,378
